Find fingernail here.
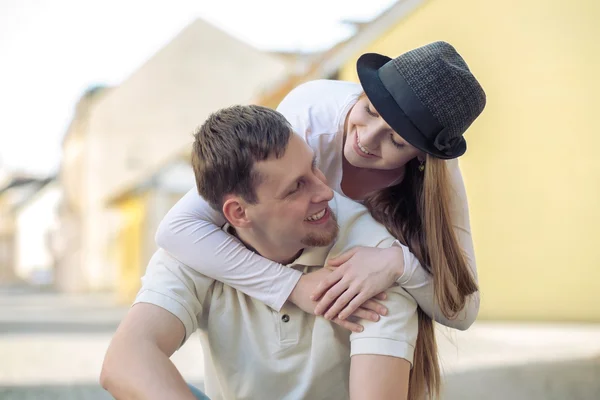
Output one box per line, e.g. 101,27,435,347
339,314,346,320
356,327,363,333
381,309,388,316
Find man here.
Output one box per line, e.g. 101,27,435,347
101,105,418,399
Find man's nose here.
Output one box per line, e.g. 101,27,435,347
312,176,334,204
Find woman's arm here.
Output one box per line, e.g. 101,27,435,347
397,248,479,330
155,188,302,311
311,243,479,330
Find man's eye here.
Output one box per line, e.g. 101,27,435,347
289,180,303,195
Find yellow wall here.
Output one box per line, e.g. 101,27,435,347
115,194,146,303
339,0,600,321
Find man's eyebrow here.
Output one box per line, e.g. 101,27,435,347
311,154,317,171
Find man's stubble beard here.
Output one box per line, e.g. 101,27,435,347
300,209,339,247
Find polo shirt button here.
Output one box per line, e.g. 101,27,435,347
281,314,290,323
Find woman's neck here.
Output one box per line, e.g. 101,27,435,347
340,155,405,201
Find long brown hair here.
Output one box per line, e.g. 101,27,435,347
364,155,478,399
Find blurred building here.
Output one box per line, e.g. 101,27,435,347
106,158,194,303
261,0,600,321
13,178,60,284
54,86,108,293
0,174,56,284
0,178,16,283
59,18,291,301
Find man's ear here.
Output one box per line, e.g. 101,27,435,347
222,195,251,228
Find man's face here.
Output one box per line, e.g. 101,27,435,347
245,134,338,257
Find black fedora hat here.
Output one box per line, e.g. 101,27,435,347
356,41,486,159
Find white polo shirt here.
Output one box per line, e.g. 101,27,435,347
136,193,418,400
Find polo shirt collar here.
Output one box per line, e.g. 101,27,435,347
223,223,331,269
287,244,331,269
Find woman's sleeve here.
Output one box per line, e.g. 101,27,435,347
155,188,303,311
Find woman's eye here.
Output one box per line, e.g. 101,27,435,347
390,134,404,149
364,105,378,117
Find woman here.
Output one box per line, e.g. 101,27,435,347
156,41,485,398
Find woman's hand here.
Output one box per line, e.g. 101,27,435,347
311,246,405,320
289,267,388,333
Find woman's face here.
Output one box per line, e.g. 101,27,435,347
343,95,422,170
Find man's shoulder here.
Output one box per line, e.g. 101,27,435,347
144,249,216,293
146,248,190,275
330,192,368,218
136,249,214,345
329,193,394,253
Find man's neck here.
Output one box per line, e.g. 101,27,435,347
230,227,303,265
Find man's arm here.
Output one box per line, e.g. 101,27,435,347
348,283,416,400
350,355,410,400
100,302,198,400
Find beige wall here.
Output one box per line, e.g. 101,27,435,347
89,19,289,204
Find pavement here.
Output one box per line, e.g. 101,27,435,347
0,285,598,399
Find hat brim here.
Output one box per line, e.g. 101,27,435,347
356,53,466,160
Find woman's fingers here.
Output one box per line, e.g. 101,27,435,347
311,268,343,302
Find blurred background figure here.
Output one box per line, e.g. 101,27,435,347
0,0,599,399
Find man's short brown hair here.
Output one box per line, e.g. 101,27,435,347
192,105,292,211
